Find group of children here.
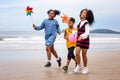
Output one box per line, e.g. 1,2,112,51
33,9,94,74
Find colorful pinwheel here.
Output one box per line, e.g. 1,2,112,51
25,6,33,16
61,13,70,24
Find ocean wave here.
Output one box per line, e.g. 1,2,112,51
0,36,119,44
2,36,44,41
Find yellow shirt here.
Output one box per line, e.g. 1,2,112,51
65,27,77,48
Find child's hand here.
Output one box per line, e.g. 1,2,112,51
58,32,61,35
78,36,83,41
33,24,36,29
65,36,69,40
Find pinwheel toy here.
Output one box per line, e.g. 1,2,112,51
25,6,33,16
61,13,70,24
25,6,34,23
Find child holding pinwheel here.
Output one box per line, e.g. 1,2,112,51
62,17,77,72
33,9,61,67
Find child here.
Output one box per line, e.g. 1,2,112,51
33,9,61,67
74,9,94,74
62,17,77,72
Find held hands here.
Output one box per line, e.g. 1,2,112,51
65,36,69,40
58,32,61,35
78,36,83,41
33,24,36,28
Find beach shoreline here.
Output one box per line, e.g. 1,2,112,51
0,48,120,80
0,33,120,80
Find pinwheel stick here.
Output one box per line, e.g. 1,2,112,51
30,15,34,24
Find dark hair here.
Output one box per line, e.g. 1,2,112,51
47,9,60,16
80,9,94,25
69,17,75,23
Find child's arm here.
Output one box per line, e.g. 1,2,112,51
33,20,45,30
57,26,61,35
56,21,61,35
78,24,90,41
64,29,68,40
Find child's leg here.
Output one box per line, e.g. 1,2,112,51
63,47,72,72
46,46,51,61
73,58,77,67
50,45,61,67
75,47,81,65
73,58,76,63
63,59,70,72
44,46,52,67
66,47,73,67
82,48,88,67
71,47,76,62
50,45,58,58
66,47,75,66
66,60,70,67
74,47,82,72
69,47,76,66
73,58,77,66
81,48,89,74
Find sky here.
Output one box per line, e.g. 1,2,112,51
0,0,120,31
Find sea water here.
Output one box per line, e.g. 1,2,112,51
0,31,120,61
0,31,120,50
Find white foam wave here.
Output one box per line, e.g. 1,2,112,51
3,36,44,41
1,36,120,44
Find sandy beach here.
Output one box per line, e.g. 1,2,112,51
0,50,120,80
0,37,120,80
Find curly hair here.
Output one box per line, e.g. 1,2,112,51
47,9,60,16
80,9,95,25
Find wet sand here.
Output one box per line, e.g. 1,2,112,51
0,49,120,80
